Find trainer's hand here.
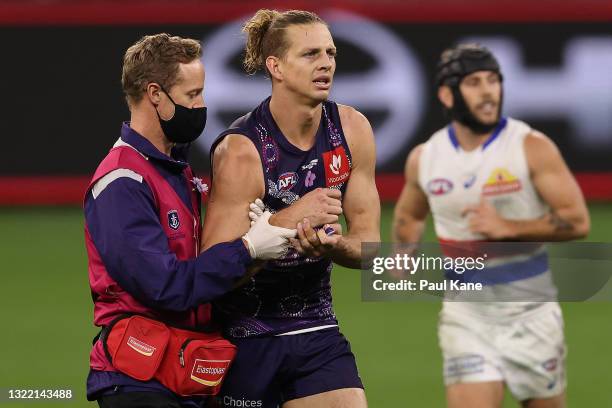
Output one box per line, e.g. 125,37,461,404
269,188,342,229
290,218,342,258
242,211,297,260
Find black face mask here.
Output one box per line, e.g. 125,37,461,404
156,88,207,144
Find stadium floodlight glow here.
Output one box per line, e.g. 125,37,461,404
199,10,426,168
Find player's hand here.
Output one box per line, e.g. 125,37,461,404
387,243,419,279
248,198,265,226
462,199,514,240
290,218,342,258
269,188,342,229
242,211,297,260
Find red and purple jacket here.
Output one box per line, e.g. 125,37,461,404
84,123,251,402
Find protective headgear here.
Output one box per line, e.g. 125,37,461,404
435,44,503,134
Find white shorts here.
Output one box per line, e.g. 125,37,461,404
438,302,566,401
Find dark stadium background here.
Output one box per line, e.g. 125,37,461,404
0,1,610,406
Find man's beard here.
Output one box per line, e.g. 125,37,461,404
447,86,502,134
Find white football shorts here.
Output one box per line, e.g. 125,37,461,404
438,302,566,401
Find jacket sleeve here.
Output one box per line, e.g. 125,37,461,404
85,175,251,312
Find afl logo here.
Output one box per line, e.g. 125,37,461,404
278,172,298,191
427,178,453,195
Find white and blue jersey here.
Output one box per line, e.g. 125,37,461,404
419,117,557,317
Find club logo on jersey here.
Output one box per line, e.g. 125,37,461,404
323,146,350,187
427,178,453,195
167,210,180,230
277,172,299,192
190,359,231,387
482,168,522,196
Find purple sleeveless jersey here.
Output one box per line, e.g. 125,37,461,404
210,97,352,338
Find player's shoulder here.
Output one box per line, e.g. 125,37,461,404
336,104,375,156
519,123,565,171
523,128,560,156
212,132,259,169
410,126,448,163
337,104,371,132
403,143,425,175
511,116,556,151
213,109,260,161
503,116,532,137
423,124,451,146
228,111,253,130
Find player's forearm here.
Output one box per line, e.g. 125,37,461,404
329,231,380,269
393,216,426,244
502,209,590,241
269,210,301,229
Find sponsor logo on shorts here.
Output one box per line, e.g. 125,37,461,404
127,336,156,357
445,354,485,377
322,146,350,187
482,168,522,195
190,359,231,387
427,178,453,195
167,210,180,230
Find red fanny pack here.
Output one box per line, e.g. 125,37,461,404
101,315,236,396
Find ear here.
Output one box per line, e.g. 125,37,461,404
266,56,283,81
438,86,454,109
145,83,163,105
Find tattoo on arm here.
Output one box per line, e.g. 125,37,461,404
548,211,574,232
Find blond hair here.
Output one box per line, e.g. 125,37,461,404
242,9,325,75
121,33,201,105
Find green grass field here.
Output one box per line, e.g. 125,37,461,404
1,204,611,407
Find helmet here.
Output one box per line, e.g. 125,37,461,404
435,43,503,87
435,43,504,134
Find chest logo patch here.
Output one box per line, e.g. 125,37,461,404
167,210,180,230
482,168,522,196
277,172,299,192
322,146,350,187
427,178,454,195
